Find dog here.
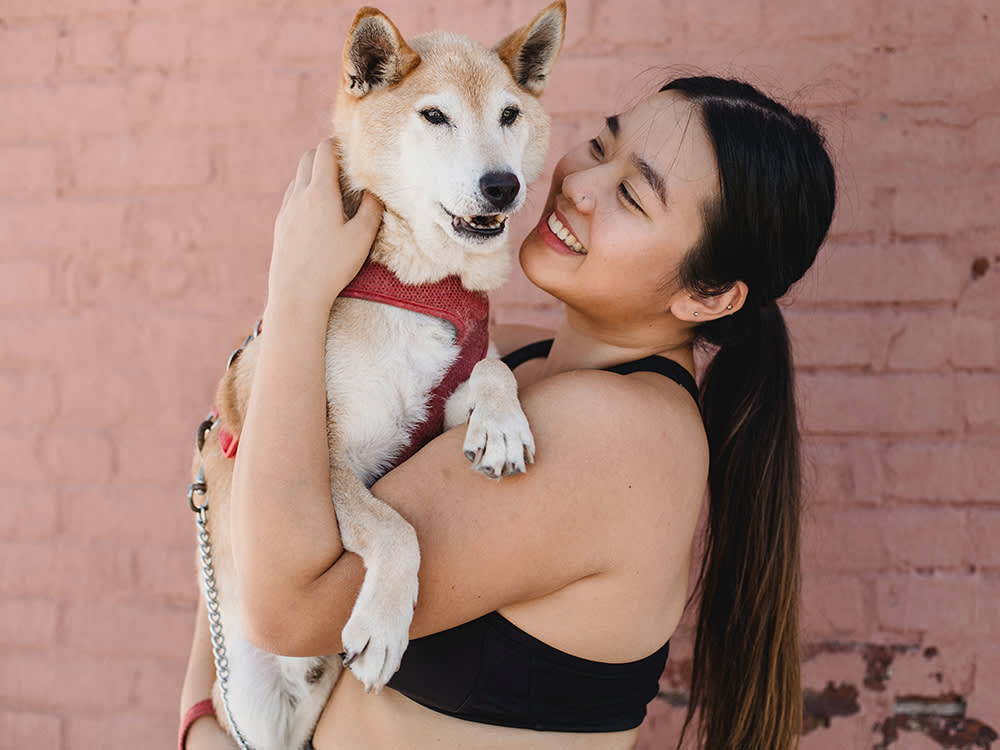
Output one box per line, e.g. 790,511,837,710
190,4,566,748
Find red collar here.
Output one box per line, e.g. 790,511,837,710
215,262,490,463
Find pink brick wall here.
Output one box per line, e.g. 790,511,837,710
1,1,996,748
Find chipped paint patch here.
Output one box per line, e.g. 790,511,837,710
874,694,998,749
803,682,860,734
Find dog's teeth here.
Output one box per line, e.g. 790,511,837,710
497,213,507,222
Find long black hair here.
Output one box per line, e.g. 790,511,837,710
661,76,836,750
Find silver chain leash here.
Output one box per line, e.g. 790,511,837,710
186,321,262,750
189,458,253,750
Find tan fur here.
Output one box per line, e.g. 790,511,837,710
191,5,563,749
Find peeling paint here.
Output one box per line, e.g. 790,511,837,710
874,694,998,749
802,682,860,734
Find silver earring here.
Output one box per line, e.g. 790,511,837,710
726,304,733,310
693,311,699,317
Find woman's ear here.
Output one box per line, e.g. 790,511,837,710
671,281,748,322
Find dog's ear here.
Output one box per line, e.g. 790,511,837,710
342,7,421,98
495,0,565,95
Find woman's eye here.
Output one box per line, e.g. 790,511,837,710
589,138,604,158
500,106,520,126
619,183,642,211
420,108,449,125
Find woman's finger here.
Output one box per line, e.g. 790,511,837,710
295,148,316,187
280,178,294,210
349,191,384,243
312,137,340,191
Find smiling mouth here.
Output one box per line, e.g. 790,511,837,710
443,207,509,238
547,213,586,254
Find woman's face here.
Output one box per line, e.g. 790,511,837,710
519,91,720,330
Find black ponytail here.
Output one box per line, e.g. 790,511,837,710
661,77,836,750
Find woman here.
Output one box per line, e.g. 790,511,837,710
180,76,836,750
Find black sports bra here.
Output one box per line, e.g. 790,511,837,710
385,340,699,733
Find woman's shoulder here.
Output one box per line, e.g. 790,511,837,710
521,365,708,493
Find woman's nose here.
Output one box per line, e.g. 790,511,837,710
561,170,595,214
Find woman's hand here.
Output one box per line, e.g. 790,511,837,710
267,138,383,316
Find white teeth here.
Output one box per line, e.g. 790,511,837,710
547,213,586,254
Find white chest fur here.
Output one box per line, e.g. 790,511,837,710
324,297,459,486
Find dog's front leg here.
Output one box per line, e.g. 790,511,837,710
330,461,420,693
445,358,535,479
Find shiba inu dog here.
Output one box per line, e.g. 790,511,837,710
190,3,566,748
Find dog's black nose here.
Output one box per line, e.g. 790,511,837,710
480,171,520,211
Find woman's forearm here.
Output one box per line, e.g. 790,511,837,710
230,300,347,632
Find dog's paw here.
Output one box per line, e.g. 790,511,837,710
341,567,419,693
463,398,535,478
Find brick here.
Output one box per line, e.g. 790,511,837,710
892,181,1000,236
0,430,44,482
1,0,132,18
0,649,134,709
886,311,957,372
801,576,869,635
887,45,1000,104
0,198,127,253
802,437,883,505
799,373,959,435
125,17,192,68
69,20,122,73
592,0,684,45
876,572,976,635
802,509,892,574
950,316,999,369
958,267,1000,320
970,644,1000,722
0,483,59,539
63,600,194,658
0,259,54,307
270,10,357,63
880,507,970,570
968,510,1000,569
427,0,517,44
135,543,199,606
0,598,59,647
0,369,58,427
134,653,191,711
155,72,300,130
683,0,763,41
0,23,61,84
0,145,59,197
0,710,61,750
888,643,976,696
785,310,889,369
763,0,857,40
0,541,132,599
884,438,1000,503
39,427,116,482
73,132,214,193
60,481,194,547
795,241,965,304
959,374,1000,430
67,710,177,750
975,574,1000,636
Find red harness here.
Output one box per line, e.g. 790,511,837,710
217,261,489,465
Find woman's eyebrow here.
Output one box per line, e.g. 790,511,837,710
632,154,668,205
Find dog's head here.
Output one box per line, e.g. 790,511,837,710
333,3,565,279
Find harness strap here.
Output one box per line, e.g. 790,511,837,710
215,262,490,464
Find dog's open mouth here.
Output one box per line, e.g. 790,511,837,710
444,207,509,238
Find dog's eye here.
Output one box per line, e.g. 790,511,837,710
420,108,449,126
500,107,520,127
